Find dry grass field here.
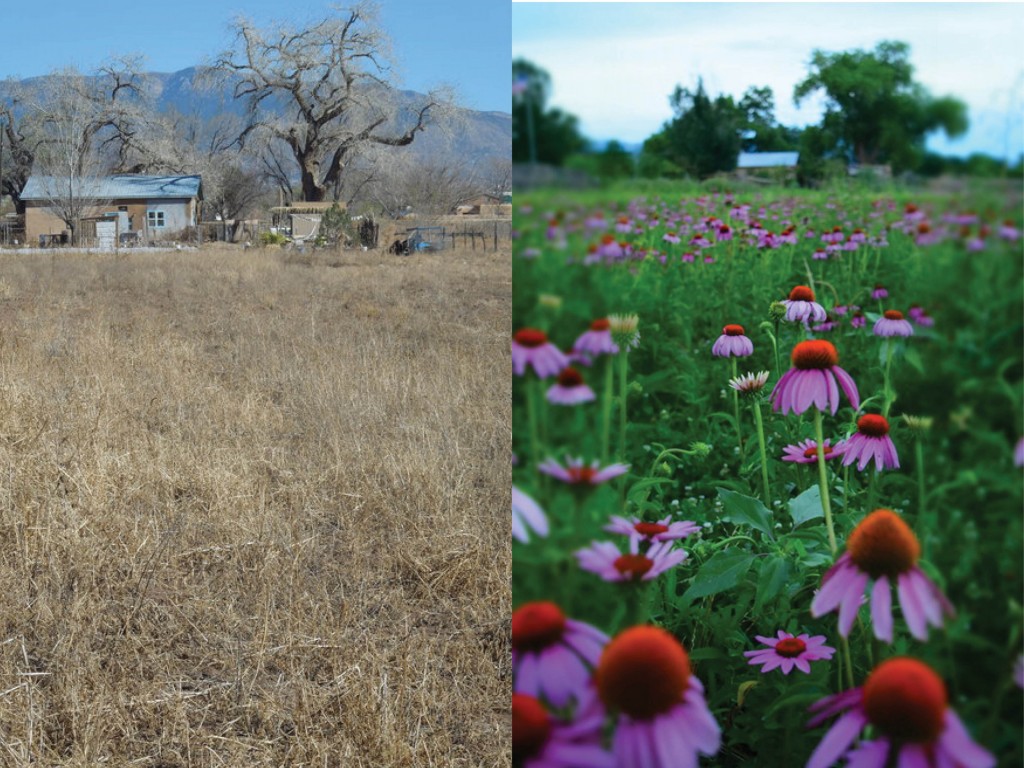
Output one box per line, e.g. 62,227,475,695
0,244,511,766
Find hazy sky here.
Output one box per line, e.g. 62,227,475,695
2,0,510,113
513,2,1024,158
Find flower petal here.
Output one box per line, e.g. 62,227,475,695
871,575,893,643
807,709,868,768
897,571,928,641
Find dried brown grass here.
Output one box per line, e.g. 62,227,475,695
0,245,511,765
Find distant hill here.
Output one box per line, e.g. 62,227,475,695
3,67,511,167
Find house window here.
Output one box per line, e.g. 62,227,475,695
147,210,165,228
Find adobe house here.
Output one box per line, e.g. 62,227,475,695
22,175,202,246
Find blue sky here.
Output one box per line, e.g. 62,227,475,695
2,0,510,114
513,3,1024,159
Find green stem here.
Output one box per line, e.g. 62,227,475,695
915,438,929,561
882,339,896,417
601,356,615,462
731,358,743,456
840,635,856,690
753,400,771,507
527,375,540,464
618,352,629,459
772,320,782,382
813,409,838,556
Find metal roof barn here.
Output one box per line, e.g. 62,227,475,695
21,175,202,200
736,152,799,169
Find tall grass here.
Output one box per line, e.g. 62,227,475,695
0,245,510,766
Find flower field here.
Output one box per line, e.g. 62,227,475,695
511,182,1023,767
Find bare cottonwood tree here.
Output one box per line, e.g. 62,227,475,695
0,81,44,214
366,153,481,219
30,68,117,244
214,2,456,202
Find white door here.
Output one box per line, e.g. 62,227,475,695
96,221,116,251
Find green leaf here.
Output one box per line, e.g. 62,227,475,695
789,486,825,528
903,345,925,374
754,555,790,612
717,488,775,539
682,549,757,601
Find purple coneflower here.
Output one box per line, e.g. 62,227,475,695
539,456,629,486
512,601,608,708
604,515,700,543
573,318,618,358
871,284,889,300
999,220,1020,241
770,340,860,416
840,414,900,471
512,486,548,543
782,438,841,464
1015,437,1024,467
744,631,835,675
806,657,994,768
811,509,955,642
546,367,596,406
662,231,681,245
873,309,914,337
513,329,569,378
712,324,754,358
514,690,613,768
596,626,720,768
850,310,867,329
576,539,687,583
782,285,827,324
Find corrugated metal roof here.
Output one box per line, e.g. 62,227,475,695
736,152,799,169
21,175,202,201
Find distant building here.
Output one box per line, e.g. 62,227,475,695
454,192,512,217
22,174,202,247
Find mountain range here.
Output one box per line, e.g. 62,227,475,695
4,67,512,168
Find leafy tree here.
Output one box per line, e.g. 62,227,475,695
512,58,587,166
597,140,634,179
647,79,741,179
737,86,800,152
794,40,968,173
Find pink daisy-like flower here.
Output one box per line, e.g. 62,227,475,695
811,509,955,642
604,515,701,543
873,309,914,337
546,367,596,406
712,324,754,358
1016,437,1024,467
513,486,549,543
1014,654,1024,688
806,657,995,768
782,438,841,464
782,285,827,324
771,340,860,416
743,630,835,675
576,539,687,583
850,310,866,329
538,456,629,486
662,231,681,245
514,689,613,768
872,284,889,300
596,626,721,768
513,329,569,379
512,601,609,708
573,318,619,358
840,414,900,471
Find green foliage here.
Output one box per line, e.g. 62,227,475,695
648,78,742,179
259,230,288,246
317,202,350,246
794,40,968,173
512,58,588,166
514,183,1023,764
